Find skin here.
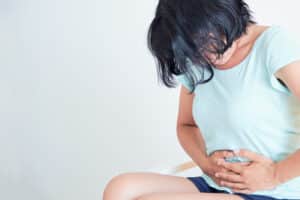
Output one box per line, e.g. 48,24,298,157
215,149,280,194
103,24,300,200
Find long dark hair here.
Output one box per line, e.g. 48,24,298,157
147,0,257,94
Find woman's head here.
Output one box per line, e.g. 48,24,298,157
147,0,257,93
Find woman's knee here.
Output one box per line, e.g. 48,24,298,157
103,172,141,200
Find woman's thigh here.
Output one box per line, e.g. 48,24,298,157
102,172,201,200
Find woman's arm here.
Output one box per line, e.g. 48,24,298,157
274,57,300,184
176,86,237,187
275,149,300,184
176,86,209,172
177,124,209,171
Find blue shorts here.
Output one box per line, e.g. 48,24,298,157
186,176,294,200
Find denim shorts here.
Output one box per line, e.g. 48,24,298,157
186,176,294,200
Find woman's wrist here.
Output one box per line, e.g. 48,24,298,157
200,155,212,175
273,162,284,186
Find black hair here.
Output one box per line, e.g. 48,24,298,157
147,0,257,94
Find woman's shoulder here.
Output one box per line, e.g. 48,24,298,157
262,25,300,94
261,25,300,48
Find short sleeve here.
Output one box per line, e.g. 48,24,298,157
175,73,193,92
266,27,300,94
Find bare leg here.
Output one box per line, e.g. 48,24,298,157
102,172,201,200
136,192,244,200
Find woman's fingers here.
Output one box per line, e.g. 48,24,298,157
211,149,234,158
215,171,244,183
220,180,248,190
236,149,266,163
217,160,244,174
222,151,235,158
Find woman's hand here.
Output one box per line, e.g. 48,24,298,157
215,149,281,194
203,150,246,187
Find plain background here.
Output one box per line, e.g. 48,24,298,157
1,0,300,199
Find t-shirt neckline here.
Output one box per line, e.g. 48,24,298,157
213,25,280,72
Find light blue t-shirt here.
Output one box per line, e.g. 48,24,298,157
176,25,300,199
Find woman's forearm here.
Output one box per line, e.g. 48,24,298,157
275,148,300,184
176,125,209,172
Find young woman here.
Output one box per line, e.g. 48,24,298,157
103,0,300,200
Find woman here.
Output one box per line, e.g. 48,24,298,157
103,0,300,200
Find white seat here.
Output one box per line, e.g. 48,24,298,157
146,160,204,177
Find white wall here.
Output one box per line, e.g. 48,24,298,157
1,1,299,200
